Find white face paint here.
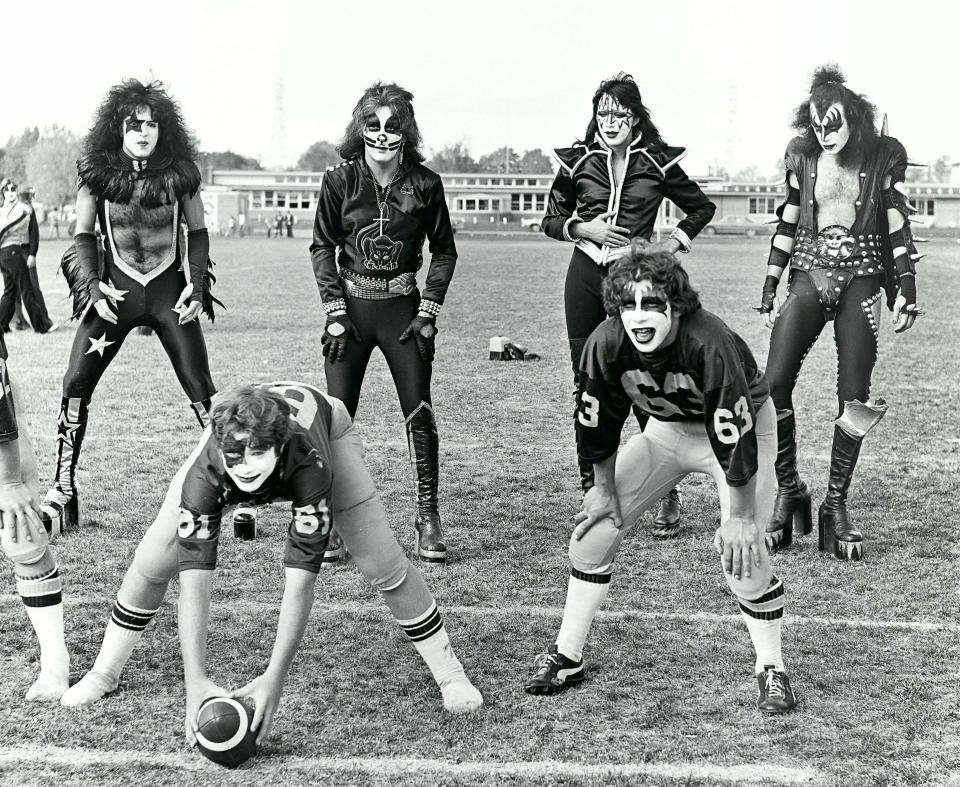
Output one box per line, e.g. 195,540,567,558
596,93,637,149
620,280,676,353
810,101,850,156
220,431,279,493
121,106,160,159
363,106,403,165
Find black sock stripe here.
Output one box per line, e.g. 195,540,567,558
111,604,156,630
571,568,612,584
22,591,63,608
746,582,785,605
738,603,785,621
406,618,444,642
401,609,443,641
115,599,157,620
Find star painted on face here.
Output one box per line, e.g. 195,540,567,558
85,333,115,357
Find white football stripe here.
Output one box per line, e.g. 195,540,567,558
0,745,820,784
0,594,951,632
194,697,249,752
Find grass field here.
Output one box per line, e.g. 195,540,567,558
1,236,958,786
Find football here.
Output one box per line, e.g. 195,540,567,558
195,696,257,768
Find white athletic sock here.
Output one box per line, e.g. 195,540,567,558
555,569,612,662
737,575,786,674
396,602,467,688
17,565,69,672
90,596,160,682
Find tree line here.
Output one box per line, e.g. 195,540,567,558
1,126,953,210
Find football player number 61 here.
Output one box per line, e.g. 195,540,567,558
713,396,753,445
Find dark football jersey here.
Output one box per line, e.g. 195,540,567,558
178,382,337,573
576,309,769,486
0,333,16,444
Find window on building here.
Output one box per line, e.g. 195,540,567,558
467,178,477,186
535,194,546,210
465,198,476,210
276,193,286,208
526,179,537,186
522,193,533,210
478,199,489,211
250,191,263,209
748,197,777,215
264,190,274,208
913,198,936,216
511,194,520,210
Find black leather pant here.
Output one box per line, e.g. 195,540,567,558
766,270,881,417
61,258,216,401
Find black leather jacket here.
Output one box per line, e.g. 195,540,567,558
310,157,457,314
542,135,716,264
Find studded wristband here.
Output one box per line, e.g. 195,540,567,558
418,299,442,318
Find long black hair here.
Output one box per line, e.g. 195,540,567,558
579,72,665,150
791,64,878,167
337,82,425,165
82,79,197,163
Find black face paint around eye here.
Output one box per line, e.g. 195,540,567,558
124,116,145,134
640,297,669,314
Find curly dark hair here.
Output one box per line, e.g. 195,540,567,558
791,64,878,168
210,386,291,452
81,79,197,162
579,72,665,150
338,82,425,165
603,241,701,316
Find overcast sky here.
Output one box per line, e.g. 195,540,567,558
4,0,956,174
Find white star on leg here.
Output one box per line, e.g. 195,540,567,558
85,333,115,357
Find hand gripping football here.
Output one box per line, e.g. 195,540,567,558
195,696,257,768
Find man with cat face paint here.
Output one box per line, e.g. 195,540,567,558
310,82,457,564
40,79,219,537
60,382,482,729
758,66,922,562
525,245,796,714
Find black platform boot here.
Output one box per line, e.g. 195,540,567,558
407,404,446,563
766,410,812,552
40,397,89,536
818,426,864,561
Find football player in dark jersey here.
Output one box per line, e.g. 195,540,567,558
524,245,796,714
310,82,457,564
0,341,69,701
61,382,482,740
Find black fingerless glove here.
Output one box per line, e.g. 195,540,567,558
756,275,780,313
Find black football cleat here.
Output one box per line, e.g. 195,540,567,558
756,666,797,714
652,488,683,539
524,644,586,695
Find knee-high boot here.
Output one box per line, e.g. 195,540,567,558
40,397,89,535
765,410,812,551
406,402,445,563
818,426,865,561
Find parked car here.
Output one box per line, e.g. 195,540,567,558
701,215,774,237
520,217,543,232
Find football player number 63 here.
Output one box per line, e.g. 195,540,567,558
713,396,753,445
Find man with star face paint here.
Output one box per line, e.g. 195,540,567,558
39,79,219,538
543,73,716,536
525,244,796,715
758,65,922,562
310,82,457,564
60,382,483,734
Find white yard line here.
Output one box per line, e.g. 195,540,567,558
0,594,953,632
0,745,822,784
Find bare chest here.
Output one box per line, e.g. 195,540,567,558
814,156,859,227
106,189,177,273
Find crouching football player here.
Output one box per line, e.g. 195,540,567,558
61,382,482,740
0,351,69,701
524,246,797,714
